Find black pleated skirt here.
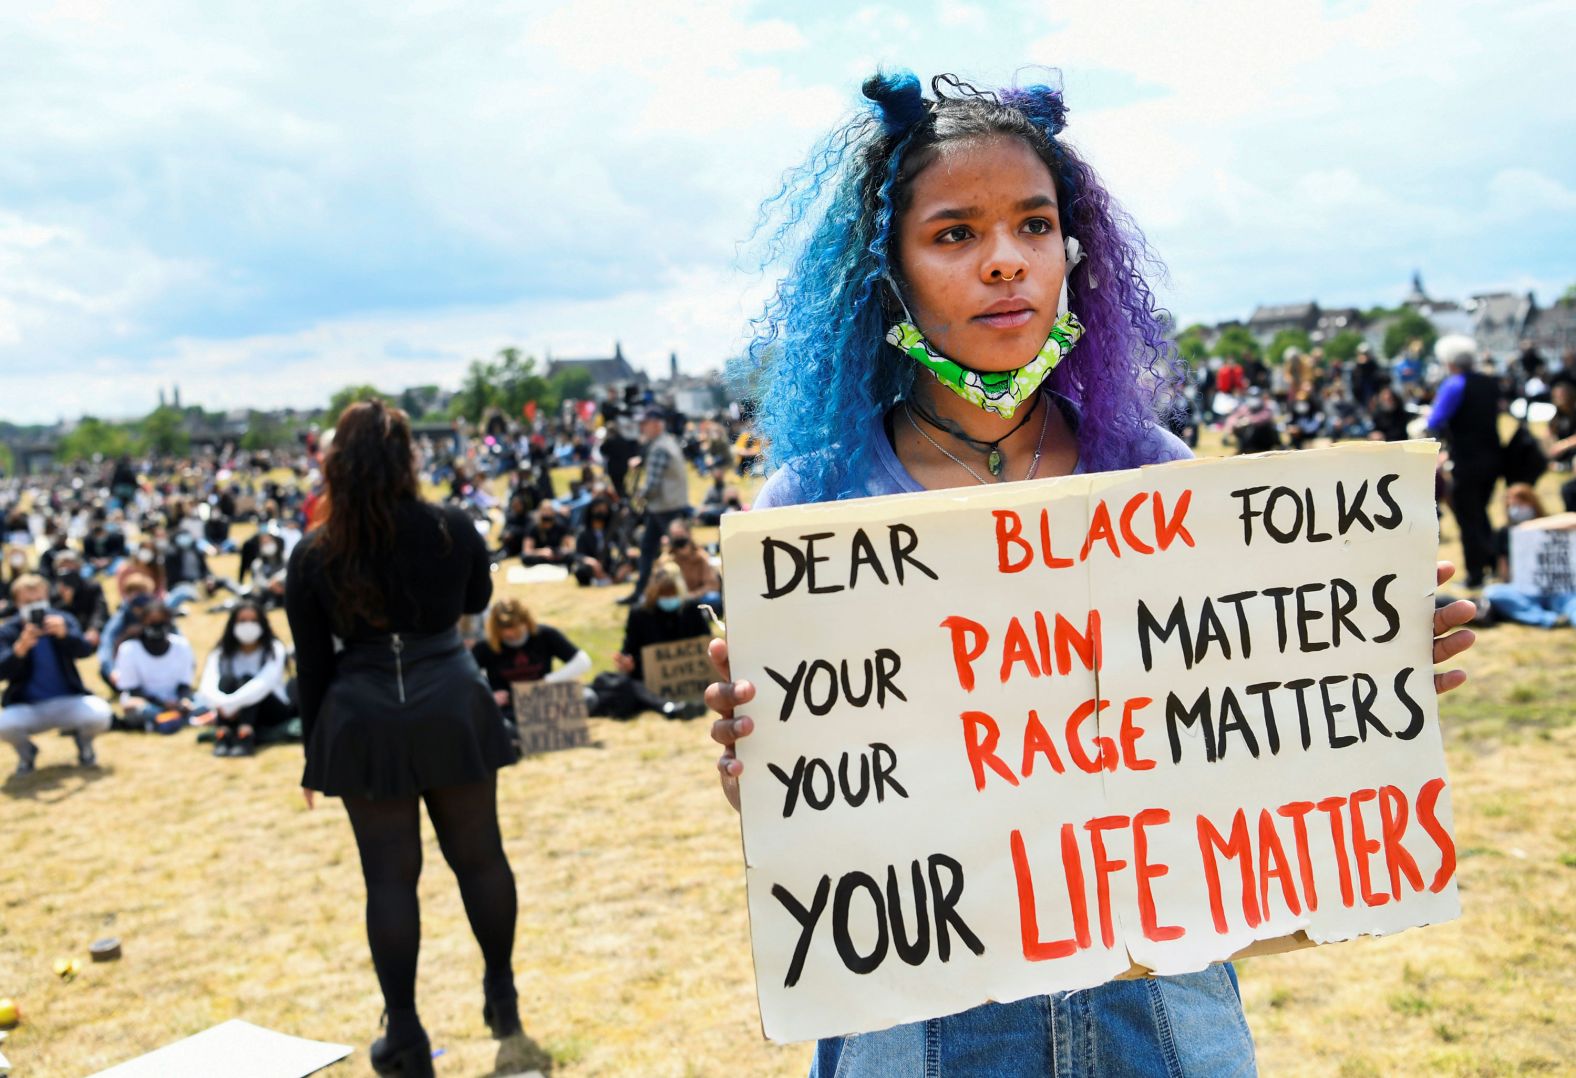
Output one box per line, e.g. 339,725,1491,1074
302,628,516,799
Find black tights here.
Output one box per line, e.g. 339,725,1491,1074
342,775,516,1031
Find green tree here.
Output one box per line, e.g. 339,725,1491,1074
58,417,136,463
1562,282,1576,303
1382,309,1438,360
326,384,387,424
1362,305,1395,323
240,411,291,451
139,406,190,458
1173,323,1210,367
1265,328,1314,365
1323,329,1366,363
453,359,501,422
0,442,12,476
1210,325,1262,362
547,366,594,406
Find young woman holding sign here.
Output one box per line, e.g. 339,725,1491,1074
705,71,1479,1076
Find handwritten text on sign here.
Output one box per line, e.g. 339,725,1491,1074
719,442,1459,1043
510,680,591,756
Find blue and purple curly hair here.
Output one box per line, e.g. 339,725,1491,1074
738,70,1184,503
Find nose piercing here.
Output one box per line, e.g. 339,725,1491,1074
998,270,1018,282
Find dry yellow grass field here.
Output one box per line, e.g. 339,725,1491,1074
1,441,1572,1077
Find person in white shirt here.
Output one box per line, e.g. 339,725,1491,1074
114,601,200,733
196,600,295,757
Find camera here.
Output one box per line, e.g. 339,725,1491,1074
27,607,47,628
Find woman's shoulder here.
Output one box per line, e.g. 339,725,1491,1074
1129,422,1195,467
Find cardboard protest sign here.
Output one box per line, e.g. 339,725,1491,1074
720,441,1459,1044
510,680,590,756
1508,513,1576,594
641,635,714,702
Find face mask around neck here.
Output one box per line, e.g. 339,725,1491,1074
887,311,1084,419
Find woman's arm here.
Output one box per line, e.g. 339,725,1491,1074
544,649,592,683
215,643,288,712
284,543,335,740
459,509,493,615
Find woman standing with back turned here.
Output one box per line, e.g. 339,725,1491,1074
286,400,521,1077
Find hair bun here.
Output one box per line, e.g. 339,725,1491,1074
1002,84,1068,135
862,70,928,136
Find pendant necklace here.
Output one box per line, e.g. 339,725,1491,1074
904,393,1053,485
906,391,1040,477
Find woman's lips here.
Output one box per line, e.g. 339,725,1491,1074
972,308,1034,329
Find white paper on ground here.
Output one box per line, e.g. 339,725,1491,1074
506,564,571,585
87,1019,351,1078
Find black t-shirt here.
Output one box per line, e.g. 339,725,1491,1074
526,521,570,552
471,626,578,691
621,602,711,682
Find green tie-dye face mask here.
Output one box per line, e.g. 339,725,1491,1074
886,310,1085,419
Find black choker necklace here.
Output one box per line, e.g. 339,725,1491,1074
905,392,1042,476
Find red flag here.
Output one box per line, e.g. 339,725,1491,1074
523,400,538,421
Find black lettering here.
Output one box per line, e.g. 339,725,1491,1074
804,660,838,716
848,528,889,589
773,876,831,987
1373,473,1403,529
841,657,874,707
1337,479,1373,533
887,861,932,967
1330,577,1363,646
839,751,871,807
765,661,807,722
1217,591,1256,660
1138,597,1193,672
1371,574,1400,643
1166,688,1217,763
1264,586,1295,652
1350,672,1389,741
928,854,985,961
803,533,844,595
832,872,889,974
1319,674,1356,748
802,758,835,810
889,524,938,584
761,537,807,599
1264,487,1304,543
871,742,909,802
768,756,806,818
1216,687,1260,759
1393,667,1425,739
1295,582,1329,653
1305,486,1332,541
1244,681,1282,754
1194,599,1233,664
1285,677,1317,750
875,648,907,706
1231,485,1270,544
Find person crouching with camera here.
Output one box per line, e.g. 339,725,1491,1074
0,573,113,777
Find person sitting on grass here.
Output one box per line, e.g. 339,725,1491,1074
50,549,108,650
588,561,710,721
470,597,591,730
114,601,206,732
518,502,575,568
0,573,113,776
665,518,723,612
98,571,156,687
196,599,296,757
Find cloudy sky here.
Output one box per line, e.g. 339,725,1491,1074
1,0,1571,423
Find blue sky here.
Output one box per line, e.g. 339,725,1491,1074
1,0,1572,423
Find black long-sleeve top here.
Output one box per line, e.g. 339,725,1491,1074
284,499,492,740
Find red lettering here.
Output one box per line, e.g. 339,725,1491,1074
1011,829,1079,960
1416,777,1456,893
1118,493,1154,554
1315,795,1357,908
1064,698,1115,774
1197,809,1260,933
994,510,1032,573
1277,801,1319,911
1038,509,1074,568
1348,788,1388,907
999,617,1041,683
1378,784,1425,899
1054,610,1102,675
1119,696,1156,771
1085,815,1129,948
1080,501,1122,561
1255,809,1302,917
1153,489,1195,550
941,615,988,692
959,711,1018,792
1133,808,1183,941
1020,709,1065,778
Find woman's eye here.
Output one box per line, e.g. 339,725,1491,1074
1022,217,1056,235
937,225,973,244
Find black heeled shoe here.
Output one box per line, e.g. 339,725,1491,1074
482,982,521,1039
370,1015,434,1077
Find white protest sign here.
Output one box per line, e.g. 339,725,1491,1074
1508,514,1576,594
720,441,1459,1044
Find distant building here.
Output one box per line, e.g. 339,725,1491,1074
1247,302,1320,344
1470,292,1537,356
1313,307,1364,341
1527,298,1576,357
546,342,648,390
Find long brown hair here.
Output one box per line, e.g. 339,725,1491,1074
315,399,420,632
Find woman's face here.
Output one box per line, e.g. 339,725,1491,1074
894,134,1066,372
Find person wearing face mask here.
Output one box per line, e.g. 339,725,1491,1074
470,598,591,730
236,528,290,608
160,529,212,612
83,517,128,576
586,561,710,721
571,498,628,586
49,551,108,649
1,547,31,619
0,574,114,776
113,601,202,732
98,573,156,688
116,541,167,599
197,600,295,757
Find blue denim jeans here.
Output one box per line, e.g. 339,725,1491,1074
809,965,1255,1077
1483,583,1576,628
